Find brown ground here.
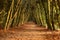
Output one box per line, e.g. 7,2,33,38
0,22,60,40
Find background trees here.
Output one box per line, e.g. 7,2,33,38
0,0,60,30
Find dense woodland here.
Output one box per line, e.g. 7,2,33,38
0,0,60,30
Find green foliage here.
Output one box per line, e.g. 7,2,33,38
0,0,60,30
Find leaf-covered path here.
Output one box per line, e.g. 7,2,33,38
0,22,60,40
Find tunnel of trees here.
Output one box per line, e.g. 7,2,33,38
0,0,60,30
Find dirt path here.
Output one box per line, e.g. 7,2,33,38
0,22,60,40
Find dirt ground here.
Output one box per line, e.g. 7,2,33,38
0,22,60,40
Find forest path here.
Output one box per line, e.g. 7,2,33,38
0,22,60,40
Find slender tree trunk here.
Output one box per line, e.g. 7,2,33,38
51,0,55,30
